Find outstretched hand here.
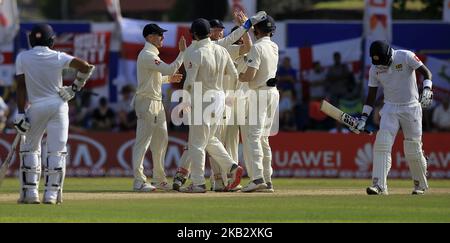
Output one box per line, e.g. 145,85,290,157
169,73,183,83
179,36,187,52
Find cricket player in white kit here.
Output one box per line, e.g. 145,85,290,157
179,18,243,193
132,24,186,192
355,40,433,195
208,13,255,192
172,11,268,191
14,24,95,204
239,15,280,193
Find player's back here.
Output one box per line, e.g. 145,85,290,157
195,40,236,93
16,46,73,104
248,37,279,90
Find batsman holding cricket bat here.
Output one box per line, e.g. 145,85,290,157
357,40,433,195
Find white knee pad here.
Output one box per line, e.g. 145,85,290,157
404,140,429,190
19,151,41,199
372,130,394,192
44,152,67,202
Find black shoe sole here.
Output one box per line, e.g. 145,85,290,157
366,187,379,195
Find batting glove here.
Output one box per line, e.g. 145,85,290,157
243,11,267,30
13,113,30,135
420,87,433,108
58,85,76,102
356,115,368,132
73,65,95,91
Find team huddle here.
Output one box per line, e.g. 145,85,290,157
11,10,434,204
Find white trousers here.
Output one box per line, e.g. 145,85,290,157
22,99,69,154
20,98,68,200
372,102,428,191
132,97,168,184
244,87,279,182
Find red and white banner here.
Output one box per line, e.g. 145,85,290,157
53,32,112,88
444,0,450,23
0,0,19,45
280,38,362,99
1,132,449,178
228,0,257,17
281,38,362,77
0,42,14,86
118,18,191,86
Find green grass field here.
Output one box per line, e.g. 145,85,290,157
0,178,449,223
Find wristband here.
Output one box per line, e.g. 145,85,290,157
362,105,373,117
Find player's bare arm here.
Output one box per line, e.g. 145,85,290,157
13,74,30,134
416,65,433,108
15,74,27,113
239,67,257,83
239,30,252,56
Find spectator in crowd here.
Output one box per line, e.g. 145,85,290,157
116,84,137,131
276,57,297,91
304,61,330,130
325,52,352,104
91,97,116,131
68,99,86,133
72,89,93,129
305,61,326,101
0,96,9,132
338,75,362,116
5,92,18,132
279,90,296,131
432,96,450,132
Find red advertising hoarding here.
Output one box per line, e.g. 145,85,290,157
0,132,448,178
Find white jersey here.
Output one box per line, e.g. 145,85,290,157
245,37,279,90
182,40,198,92
185,38,238,94
368,50,423,104
15,46,74,104
136,42,184,100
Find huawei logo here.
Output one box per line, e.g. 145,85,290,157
355,143,373,171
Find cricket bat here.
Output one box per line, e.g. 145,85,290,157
320,100,373,135
0,134,22,188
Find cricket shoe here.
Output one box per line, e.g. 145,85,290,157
242,179,267,193
17,197,40,204
43,190,62,205
43,198,58,205
366,185,388,195
180,184,207,193
228,184,243,192
225,164,243,191
172,168,189,191
211,179,226,192
152,181,172,191
412,186,426,195
259,181,274,193
133,181,156,192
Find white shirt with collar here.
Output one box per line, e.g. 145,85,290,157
136,42,184,100
368,49,424,105
245,36,279,90
15,46,74,104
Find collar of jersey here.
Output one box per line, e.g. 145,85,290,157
144,42,159,55
197,38,212,47
256,36,271,43
32,46,51,51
